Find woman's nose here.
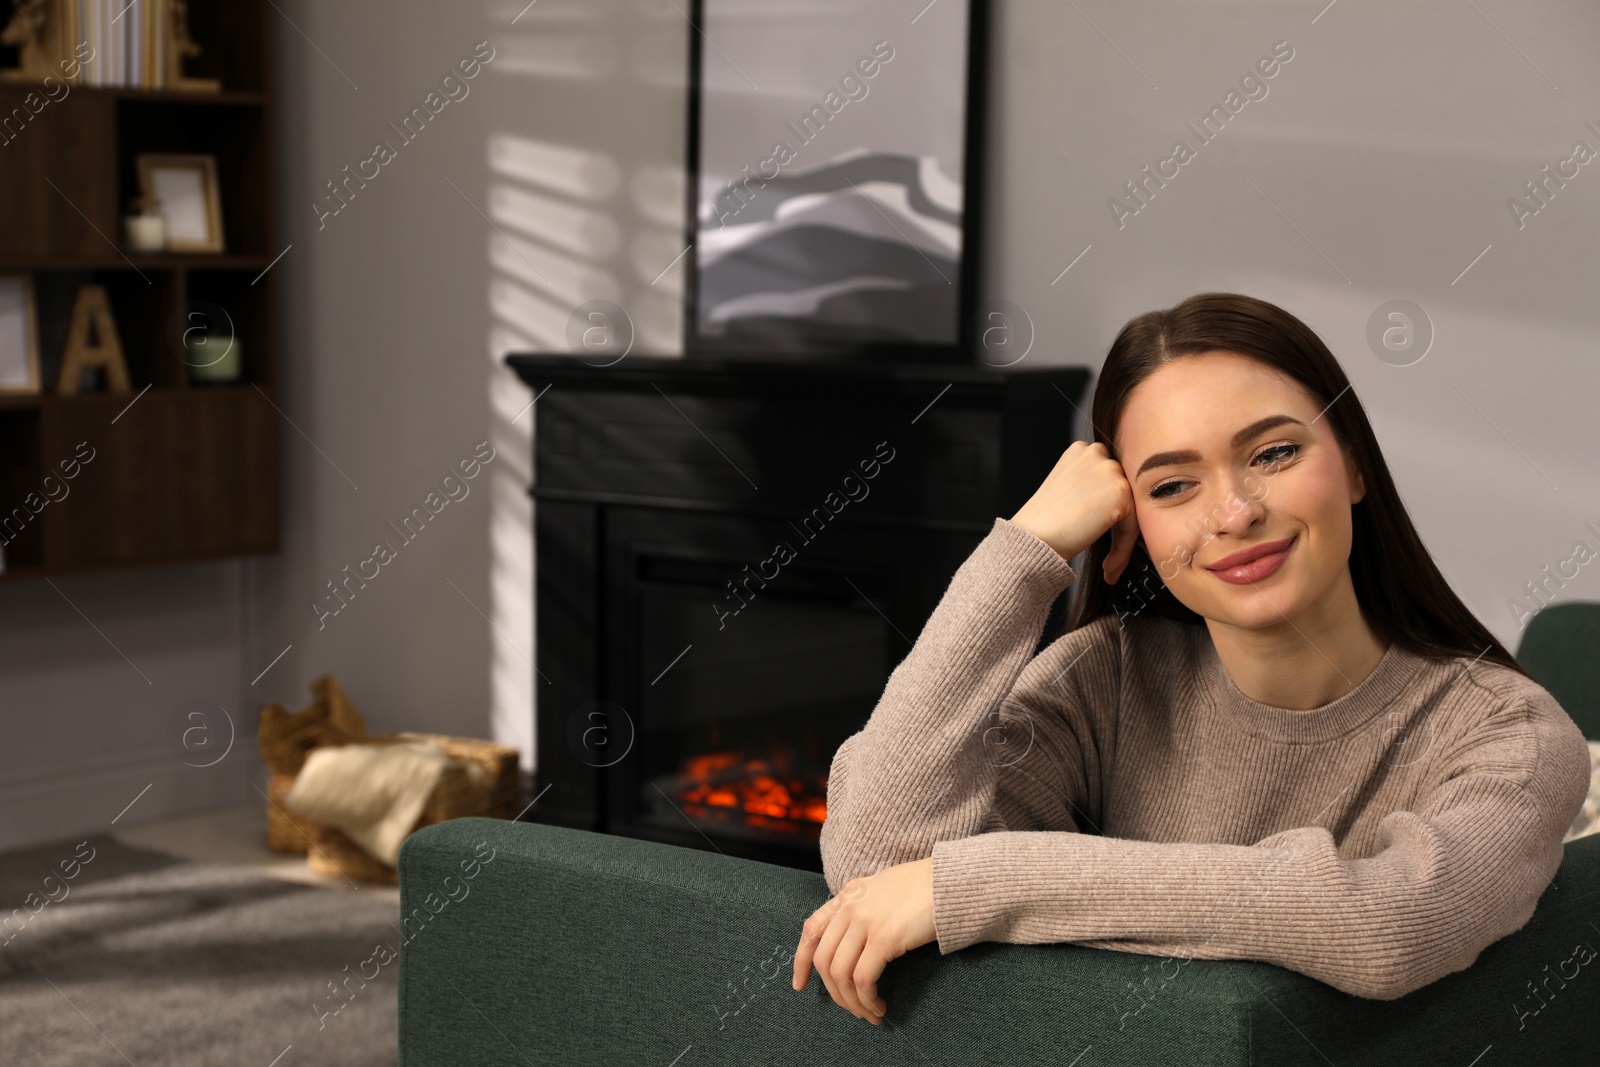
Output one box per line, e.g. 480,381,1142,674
1207,477,1267,539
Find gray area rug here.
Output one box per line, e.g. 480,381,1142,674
0,834,400,1066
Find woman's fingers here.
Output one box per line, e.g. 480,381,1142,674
1010,440,1145,565
1103,499,1141,585
792,883,850,991
807,906,852,1017
850,938,890,1021
793,888,885,1024
826,924,879,1023
791,866,931,1024
792,908,824,991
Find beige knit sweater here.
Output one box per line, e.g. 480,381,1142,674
818,516,1593,1000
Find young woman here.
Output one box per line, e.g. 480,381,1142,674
789,292,1592,1024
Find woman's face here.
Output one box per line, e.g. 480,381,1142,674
1114,350,1366,631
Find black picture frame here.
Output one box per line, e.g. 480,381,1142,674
682,0,989,365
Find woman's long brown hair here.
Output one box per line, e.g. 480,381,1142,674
1057,291,1528,678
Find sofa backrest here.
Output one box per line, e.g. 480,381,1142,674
398,819,1600,1066
1517,601,1600,740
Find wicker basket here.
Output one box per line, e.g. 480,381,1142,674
402,731,524,820
266,731,523,883
306,823,401,886
264,772,318,854
258,675,370,777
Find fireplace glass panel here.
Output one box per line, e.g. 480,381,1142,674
634,559,892,847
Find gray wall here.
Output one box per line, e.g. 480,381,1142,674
249,0,693,812
0,567,247,849
3,0,1596,849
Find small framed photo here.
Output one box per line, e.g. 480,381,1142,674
137,154,226,253
0,275,41,395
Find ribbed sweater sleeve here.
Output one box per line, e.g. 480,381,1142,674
818,516,1089,892
929,686,1589,1000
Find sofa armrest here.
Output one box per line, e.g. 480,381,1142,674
398,819,1600,1066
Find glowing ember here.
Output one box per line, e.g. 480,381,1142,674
671,750,828,829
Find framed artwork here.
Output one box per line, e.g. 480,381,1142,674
0,275,41,395
684,0,987,362
137,153,226,252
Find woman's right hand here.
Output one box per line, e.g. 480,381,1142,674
1008,440,1141,584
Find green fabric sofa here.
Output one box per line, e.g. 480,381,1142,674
398,816,1600,1066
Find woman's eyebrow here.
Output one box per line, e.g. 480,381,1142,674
1133,414,1307,478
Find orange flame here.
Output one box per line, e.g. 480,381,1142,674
677,750,827,828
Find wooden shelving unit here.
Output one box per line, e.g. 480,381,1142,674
0,0,279,579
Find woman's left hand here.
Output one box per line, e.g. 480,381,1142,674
790,856,937,1024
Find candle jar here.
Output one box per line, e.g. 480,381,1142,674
124,196,166,252
187,332,242,383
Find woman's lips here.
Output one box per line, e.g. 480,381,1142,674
1208,536,1295,585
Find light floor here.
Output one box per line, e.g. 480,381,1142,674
110,801,402,903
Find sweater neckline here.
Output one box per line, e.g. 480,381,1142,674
1192,625,1422,743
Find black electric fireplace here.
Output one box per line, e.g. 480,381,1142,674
507,353,1089,872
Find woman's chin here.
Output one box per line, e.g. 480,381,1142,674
1194,586,1305,631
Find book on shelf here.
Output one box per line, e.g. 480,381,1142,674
59,0,177,89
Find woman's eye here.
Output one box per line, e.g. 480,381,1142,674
1150,480,1188,500
1256,443,1300,468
